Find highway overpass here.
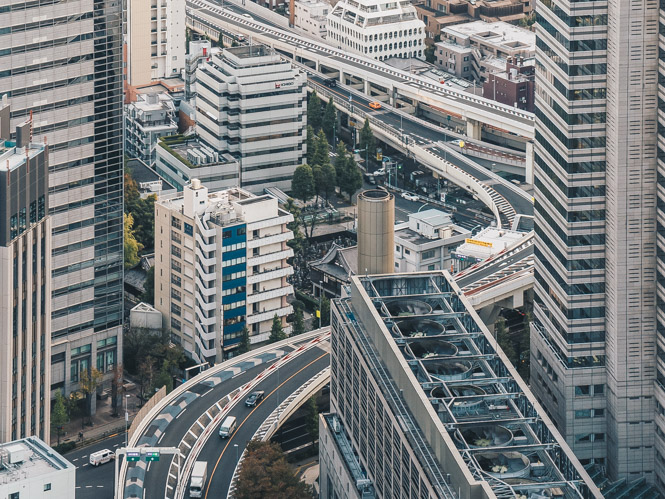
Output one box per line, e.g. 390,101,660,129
117,329,330,499
185,0,535,141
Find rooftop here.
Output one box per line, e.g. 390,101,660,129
343,273,600,499
0,140,45,172
225,44,274,60
126,158,176,194
0,436,74,486
444,20,535,51
158,135,237,169
455,227,527,259
410,209,453,227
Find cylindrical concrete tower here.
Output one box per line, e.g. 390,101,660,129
357,189,395,275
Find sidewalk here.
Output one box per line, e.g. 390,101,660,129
52,387,141,448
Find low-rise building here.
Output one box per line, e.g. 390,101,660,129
394,209,469,272
294,0,330,39
155,135,239,192
130,303,163,330
155,181,294,363
309,243,358,298
0,436,75,498
327,0,426,61
185,40,213,101
453,226,527,268
435,20,534,81
482,55,534,111
125,93,178,166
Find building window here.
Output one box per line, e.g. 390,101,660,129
422,250,435,260
184,223,193,236
404,249,411,255
44,483,52,491
171,216,181,229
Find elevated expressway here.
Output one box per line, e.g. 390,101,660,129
117,329,330,499
185,0,534,142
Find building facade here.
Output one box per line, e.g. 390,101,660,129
196,45,307,193
482,56,534,112
125,93,178,166
154,181,294,363
325,272,599,498
1,0,124,406
126,0,186,86
394,209,469,273
0,111,51,443
0,437,75,498
294,0,329,39
532,0,663,487
185,40,213,101
326,0,426,61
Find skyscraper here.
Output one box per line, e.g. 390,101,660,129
1,1,124,408
531,0,661,486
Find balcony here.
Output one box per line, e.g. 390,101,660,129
247,285,293,305
196,233,216,253
195,320,217,342
247,248,293,267
196,246,216,267
246,266,293,285
195,262,216,282
247,214,293,232
195,335,217,359
196,215,215,238
246,231,293,249
247,305,293,324
195,306,216,326
196,291,216,311
196,276,216,297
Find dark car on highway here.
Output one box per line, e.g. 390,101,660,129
245,391,265,407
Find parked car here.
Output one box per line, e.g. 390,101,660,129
401,192,419,201
89,449,115,467
373,168,385,176
369,101,382,110
245,391,265,407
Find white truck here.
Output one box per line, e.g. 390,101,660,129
190,461,208,498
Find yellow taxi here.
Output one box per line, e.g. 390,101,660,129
369,101,382,110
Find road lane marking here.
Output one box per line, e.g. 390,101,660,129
175,408,187,419
204,351,328,499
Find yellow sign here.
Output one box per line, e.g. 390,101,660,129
316,310,321,318
458,140,465,148
376,152,383,161
465,238,493,248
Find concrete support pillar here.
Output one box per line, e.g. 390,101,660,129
525,141,534,185
478,305,502,332
466,119,482,140
389,87,396,106
339,71,345,85
363,79,370,95
315,60,320,72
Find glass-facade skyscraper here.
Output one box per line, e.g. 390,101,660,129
531,0,663,488
1,0,124,408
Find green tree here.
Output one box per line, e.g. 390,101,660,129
124,213,143,268
336,144,363,202
132,194,157,252
320,296,331,327
358,118,376,162
284,198,305,257
322,98,337,142
312,130,330,168
51,391,68,445
153,364,173,393
269,314,287,343
291,164,315,203
79,367,104,425
236,326,251,355
141,266,155,305
292,306,305,336
424,45,436,63
138,357,155,404
319,161,337,202
235,440,313,499
307,90,322,131
303,397,319,444
306,125,316,165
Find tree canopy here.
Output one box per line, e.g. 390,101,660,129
51,391,68,445
322,98,337,142
235,440,313,499
237,326,251,355
292,307,306,336
358,118,376,161
306,125,316,165
124,213,143,268
269,314,287,343
335,143,363,202
307,90,322,131
291,164,315,203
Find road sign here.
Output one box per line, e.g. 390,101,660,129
145,451,160,462
127,451,140,462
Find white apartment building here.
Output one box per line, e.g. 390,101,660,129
0,437,75,499
0,114,51,443
125,93,178,166
127,0,186,86
393,209,469,273
196,45,307,193
154,181,295,364
327,0,426,61
294,0,330,39
185,40,213,101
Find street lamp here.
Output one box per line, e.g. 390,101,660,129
234,443,239,462
124,394,131,447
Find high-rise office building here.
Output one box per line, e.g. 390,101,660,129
322,272,600,499
1,1,124,404
154,181,294,363
196,45,307,193
126,0,186,86
532,0,662,486
0,105,51,442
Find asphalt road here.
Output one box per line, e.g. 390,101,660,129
305,74,534,221
66,433,124,499
455,243,533,289
195,347,329,499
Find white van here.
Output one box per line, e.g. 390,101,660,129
219,416,237,438
89,449,115,466
190,461,208,498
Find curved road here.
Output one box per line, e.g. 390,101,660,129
195,347,329,498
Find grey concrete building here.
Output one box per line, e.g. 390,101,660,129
324,272,600,499
0,1,124,403
0,107,51,442
532,0,663,488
